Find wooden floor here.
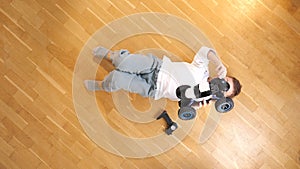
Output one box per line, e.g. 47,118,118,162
1,0,300,168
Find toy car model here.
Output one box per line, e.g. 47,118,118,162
177,78,234,120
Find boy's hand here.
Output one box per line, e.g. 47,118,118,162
216,64,227,78
191,100,211,110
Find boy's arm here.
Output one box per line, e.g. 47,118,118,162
191,47,210,67
207,50,227,78
192,47,227,78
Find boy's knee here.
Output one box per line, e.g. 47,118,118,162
112,49,130,66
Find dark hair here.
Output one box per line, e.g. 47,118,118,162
228,76,242,98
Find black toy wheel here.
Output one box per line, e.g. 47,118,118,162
215,98,234,113
178,107,196,120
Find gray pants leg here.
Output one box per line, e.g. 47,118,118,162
102,50,162,98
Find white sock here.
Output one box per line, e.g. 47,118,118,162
84,80,103,91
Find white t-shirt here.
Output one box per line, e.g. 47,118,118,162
154,47,221,101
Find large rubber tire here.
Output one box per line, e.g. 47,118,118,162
178,107,196,120
215,98,234,113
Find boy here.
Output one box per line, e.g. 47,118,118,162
85,46,241,106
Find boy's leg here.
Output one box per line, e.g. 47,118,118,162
101,70,155,98
111,51,160,75
93,46,161,75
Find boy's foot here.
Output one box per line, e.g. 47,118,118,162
93,47,111,59
84,80,103,91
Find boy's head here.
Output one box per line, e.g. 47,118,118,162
223,76,242,98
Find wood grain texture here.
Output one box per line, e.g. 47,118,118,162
1,0,300,168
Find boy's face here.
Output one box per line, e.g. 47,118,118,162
224,77,234,97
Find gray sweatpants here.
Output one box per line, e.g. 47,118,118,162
102,50,162,98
